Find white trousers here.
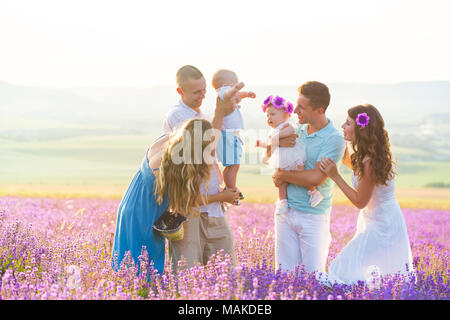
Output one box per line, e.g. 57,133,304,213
275,208,331,273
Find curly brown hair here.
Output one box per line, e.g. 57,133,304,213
348,104,396,186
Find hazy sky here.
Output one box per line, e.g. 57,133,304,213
1,0,449,86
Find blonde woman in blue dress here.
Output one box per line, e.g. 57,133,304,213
112,100,241,276
319,104,414,287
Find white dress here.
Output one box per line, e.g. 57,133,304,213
326,173,414,286
265,121,306,171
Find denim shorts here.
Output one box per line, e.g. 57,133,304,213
216,130,243,166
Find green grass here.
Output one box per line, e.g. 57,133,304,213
1,135,449,189
0,135,154,185
238,162,450,190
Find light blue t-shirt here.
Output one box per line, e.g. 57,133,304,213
287,118,346,215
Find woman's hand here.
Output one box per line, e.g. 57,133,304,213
221,188,240,205
319,157,339,180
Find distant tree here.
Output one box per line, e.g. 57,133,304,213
424,182,450,188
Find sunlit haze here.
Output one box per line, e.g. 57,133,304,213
1,0,449,87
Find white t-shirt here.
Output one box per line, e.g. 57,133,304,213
163,100,209,134
199,164,224,217
216,86,244,131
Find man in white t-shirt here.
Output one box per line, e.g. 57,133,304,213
163,66,208,134
163,65,241,271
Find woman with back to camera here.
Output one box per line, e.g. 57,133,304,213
319,104,414,286
111,118,239,276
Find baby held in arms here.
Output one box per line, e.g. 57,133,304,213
211,69,256,205
256,95,323,215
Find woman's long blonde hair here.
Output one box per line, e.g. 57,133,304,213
154,119,214,217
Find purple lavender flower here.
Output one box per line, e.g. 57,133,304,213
356,112,370,128
0,197,447,300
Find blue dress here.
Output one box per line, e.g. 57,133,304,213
112,152,169,274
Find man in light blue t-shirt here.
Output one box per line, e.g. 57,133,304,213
270,81,346,274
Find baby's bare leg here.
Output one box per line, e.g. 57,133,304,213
278,182,288,201
223,164,240,190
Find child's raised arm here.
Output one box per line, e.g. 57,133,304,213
233,91,256,105
238,91,256,100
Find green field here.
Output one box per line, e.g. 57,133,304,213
1,134,450,207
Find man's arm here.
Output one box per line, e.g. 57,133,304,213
273,162,327,189
265,134,298,158
269,124,295,146
278,124,295,138
273,134,346,189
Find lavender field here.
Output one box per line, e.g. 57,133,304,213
0,196,448,300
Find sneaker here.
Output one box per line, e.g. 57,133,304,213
274,199,289,215
239,192,245,200
308,190,323,208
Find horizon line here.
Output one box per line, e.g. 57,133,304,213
1,80,450,88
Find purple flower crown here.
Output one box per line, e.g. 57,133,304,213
262,95,294,114
356,112,370,128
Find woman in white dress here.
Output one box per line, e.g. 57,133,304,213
319,104,414,287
